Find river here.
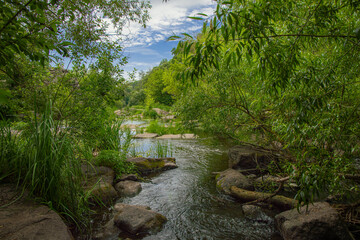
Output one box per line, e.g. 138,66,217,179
113,135,282,240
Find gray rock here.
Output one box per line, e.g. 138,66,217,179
125,157,177,175
81,164,115,183
134,133,159,139
228,145,275,171
93,218,121,240
152,108,169,116
156,134,182,139
113,203,167,235
0,184,73,240
115,180,142,197
216,168,254,194
182,134,197,139
242,205,263,217
275,202,352,240
81,164,118,203
118,174,139,182
255,174,282,184
89,182,118,203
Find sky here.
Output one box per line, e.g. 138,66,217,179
117,0,217,80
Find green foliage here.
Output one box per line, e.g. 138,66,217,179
172,0,360,206
142,59,180,106
0,0,150,68
142,109,159,119
96,150,136,177
0,104,89,228
146,120,184,136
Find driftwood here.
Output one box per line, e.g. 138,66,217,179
230,186,298,210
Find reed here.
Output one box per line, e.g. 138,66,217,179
0,102,89,229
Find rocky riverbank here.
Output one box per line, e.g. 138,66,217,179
215,145,353,240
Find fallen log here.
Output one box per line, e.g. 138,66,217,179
230,186,298,210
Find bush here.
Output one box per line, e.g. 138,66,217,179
95,150,136,177
146,120,167,135
142,109,159,119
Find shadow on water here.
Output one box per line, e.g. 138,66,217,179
114,137,282,240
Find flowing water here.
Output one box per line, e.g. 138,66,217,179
114,136,281,240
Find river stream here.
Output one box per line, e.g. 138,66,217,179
113,135,281,240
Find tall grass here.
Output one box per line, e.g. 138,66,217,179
0,103,89,229
97,120,123,151
146,120,184,136
0,122,23,182
153,141,173,158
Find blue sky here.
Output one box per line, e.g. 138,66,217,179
116,0,217,79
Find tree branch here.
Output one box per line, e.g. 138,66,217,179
0,0,34,35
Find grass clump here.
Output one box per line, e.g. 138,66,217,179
153,141,173,158
0,103,89,229
95,150,136,178
146,120,185,136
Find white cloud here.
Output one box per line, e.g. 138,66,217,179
118,0,216,48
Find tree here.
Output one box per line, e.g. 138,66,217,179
0,0,150,66
173,0,360,205
0,0,150,117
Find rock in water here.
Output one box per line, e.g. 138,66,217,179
216,168,254,194
115,180,142,197
134,133,159,139
113,203,167,235
125,157,177,175
228,145,275,171
275,202,352,240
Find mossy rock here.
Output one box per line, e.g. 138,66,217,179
216,168,254,194
125,157,177,175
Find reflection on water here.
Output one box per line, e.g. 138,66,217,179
117,138,279,240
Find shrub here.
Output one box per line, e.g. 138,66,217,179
142,109,158,119
96,150,136,177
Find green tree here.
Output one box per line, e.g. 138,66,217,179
173,0,360,205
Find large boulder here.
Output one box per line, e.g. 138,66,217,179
113,203,167,235
81,164,118,203
228,145,276,171
0,184,73,240
216,168,254,194
115,180,142,197
275,202,352,240
125,157,177,175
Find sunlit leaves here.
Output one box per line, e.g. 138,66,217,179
171,0,360,206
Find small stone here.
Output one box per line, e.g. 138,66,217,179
242,205,263,217
93,218,121,240
115,180,142,197
90,182,118,203
118,174,139,182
